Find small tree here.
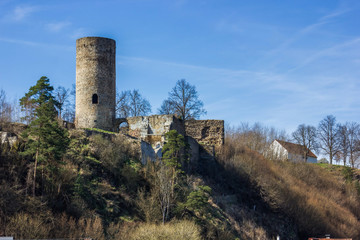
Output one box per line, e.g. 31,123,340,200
347,122,360,168
0,89,12,123
184,185,212,216
116,89,151,118
20,76,69,196
317,115,339,165
336,123,349,166
292,124,318,162
158,79,206,120
62,84,75,122
116,90,130,118
158,130,187,223
54,86,70,119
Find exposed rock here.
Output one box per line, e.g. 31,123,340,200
0,131,18,148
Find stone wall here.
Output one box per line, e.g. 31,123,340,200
75,37,116,131
185,120,224,147
121,116,224,163
120,114,185,161
125,114,184,143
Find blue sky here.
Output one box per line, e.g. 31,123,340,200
0,0,359,133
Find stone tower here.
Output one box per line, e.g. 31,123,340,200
75,37,116,131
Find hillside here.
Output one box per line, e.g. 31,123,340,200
1,123,360,240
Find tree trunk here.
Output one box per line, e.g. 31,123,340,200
33,148,39,197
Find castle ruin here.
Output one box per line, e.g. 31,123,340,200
75,36,224,162
75,37,116,131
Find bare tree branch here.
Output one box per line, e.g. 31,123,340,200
54,86,70,119
336,123,349,166
116,89,151,118
0,89,12,123
317,115,339,165
292,124,318,162
347,122,360,168
158,79,206,120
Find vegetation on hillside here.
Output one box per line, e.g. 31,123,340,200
219,130,360,239
1,77,360,239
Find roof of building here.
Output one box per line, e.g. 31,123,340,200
275,139,317,158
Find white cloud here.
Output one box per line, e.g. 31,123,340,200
215,19,243,34
46,21,71,32
70,28,88,39
0,37,72,50
266,7,351,59
287,37,360,73
7,5,38,21
0,37,39,46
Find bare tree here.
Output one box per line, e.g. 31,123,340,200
317,115,339,165
62,84,75,122
158,79,206,120
0,89,12,123
336,123,349,166
227,122,288,156
116,89,151,118
10,98,22,123
116,90,130,118
54,86,70,119
347,122,360,168
158,99,175,115
128,90,151,117
157,165,174,223
292,124,318,162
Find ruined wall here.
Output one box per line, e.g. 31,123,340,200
124,116,224,162
185,120,224,147
75,37,116,131
125,115,184,144
121,115,185,161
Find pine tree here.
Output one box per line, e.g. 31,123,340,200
20,76,69,197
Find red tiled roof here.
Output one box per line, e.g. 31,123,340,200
275,140,317,158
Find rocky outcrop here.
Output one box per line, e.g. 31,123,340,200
0,131,18,148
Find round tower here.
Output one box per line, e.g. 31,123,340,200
75,37,116,131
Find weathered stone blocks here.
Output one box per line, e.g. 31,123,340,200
75,37,116,131
185,120,224,147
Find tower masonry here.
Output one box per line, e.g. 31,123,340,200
75,37,116,131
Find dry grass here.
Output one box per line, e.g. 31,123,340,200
219,134,360,239
4,212,202,240
5,213,51,239
5,213,106,239
130,220,202,240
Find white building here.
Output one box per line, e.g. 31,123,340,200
269,139,317,163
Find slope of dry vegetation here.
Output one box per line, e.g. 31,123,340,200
217,132,360,239
0,128,218,239
1,122,360,240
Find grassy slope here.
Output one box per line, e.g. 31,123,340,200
212,141,360,239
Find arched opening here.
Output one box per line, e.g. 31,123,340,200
119,121,129,135
92,94,98,104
